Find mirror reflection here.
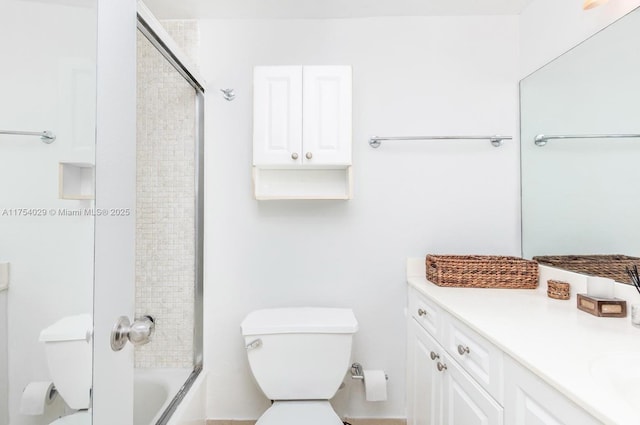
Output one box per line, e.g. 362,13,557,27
520,6,640,282
0,0,97,424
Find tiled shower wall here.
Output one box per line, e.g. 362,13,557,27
135,21,199,368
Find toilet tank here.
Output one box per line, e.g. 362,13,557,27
241,307,358,400
39,314,92,409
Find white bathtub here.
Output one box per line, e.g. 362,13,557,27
134,368,192,425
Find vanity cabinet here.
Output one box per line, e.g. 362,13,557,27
504,356,602,425
407,288,503,425
252,66,352,200
407,287,603,425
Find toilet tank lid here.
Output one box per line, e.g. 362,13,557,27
241,307,358,336
39,314,92,343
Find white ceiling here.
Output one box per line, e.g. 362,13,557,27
143,0,535,20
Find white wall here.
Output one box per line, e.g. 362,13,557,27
0,1,96,424
519,0,640,77
200,16,520,420
0,291,7,425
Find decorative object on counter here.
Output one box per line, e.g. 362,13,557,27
547,280,570,300
576,294,627,317
533,254,640,284
625,265,640,294
425,255,538,289
586,276,615,298
625,266,640,327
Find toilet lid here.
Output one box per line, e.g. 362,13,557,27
50,411,91,425
256,401,343,425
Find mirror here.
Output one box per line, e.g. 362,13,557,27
0,0,97,424
520,6,640,282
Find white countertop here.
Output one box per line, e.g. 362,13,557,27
406,258,640,425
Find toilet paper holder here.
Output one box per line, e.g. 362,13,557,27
351,362,388,380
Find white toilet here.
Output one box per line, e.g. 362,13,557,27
39,314,93,425
241,307,358,425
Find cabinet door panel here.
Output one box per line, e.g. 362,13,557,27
408,319,442,425
253,66,303,166
444,315,503,403
302,66,351,165
504,356,602,425
442,353,503,425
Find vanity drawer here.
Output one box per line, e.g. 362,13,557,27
408,287,442,339
443,314,504,404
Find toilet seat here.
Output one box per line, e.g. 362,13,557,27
49,410,91,425
256,401,343,425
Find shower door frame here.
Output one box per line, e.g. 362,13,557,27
136,3,205,423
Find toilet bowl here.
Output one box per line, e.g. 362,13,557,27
241,307,358,425
39,314,93,425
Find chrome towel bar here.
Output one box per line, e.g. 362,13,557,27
534,133,640,147
0,130,56,144
369,135,511,148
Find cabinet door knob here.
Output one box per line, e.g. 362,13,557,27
291,152,299,160
305,152,313,159
437,362,448,372
430,351,439,361
417,308,427,317
457,344,470,356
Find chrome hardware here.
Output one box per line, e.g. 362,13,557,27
351,362,389,380
534,133,640,147
351,362,364,379
417,308,427,317
457,344,470,355
430,351,440,361
110,315,155,352
291,152,299,160
368,135,512,149
220,88,236,101
0,129,56,144
305,152,313,159
246,338,262,350
437,362,447,372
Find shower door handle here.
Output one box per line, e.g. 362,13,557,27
110,315,156,351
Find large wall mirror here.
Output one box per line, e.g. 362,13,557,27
521,6,640,283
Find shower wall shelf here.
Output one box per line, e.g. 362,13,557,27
59,162,95,200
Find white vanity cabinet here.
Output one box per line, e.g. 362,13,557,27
407,286,604,425
504,356,602,425
407,287,503,425
252,66,352,200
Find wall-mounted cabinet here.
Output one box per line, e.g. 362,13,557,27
253,65,352,199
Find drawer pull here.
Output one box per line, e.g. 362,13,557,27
430,351,440,361
437,362,448,372
457,344,470,355
417,308,427,317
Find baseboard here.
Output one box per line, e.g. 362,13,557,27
207,419,406,425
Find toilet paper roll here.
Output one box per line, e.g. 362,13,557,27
363,369,387,402
20,381,57,415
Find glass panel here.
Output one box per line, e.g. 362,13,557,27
0,0,97,424
134,28,198,425
521,7,640,270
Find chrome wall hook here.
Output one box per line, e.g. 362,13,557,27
220,88,236,101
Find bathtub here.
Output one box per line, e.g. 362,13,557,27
134,368,193,425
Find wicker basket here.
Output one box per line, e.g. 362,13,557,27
426,255,539,289
533,255,640,284
547,280,570,300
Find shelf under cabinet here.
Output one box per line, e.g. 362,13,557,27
252,166,352,200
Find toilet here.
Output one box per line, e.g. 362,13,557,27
39,314,93,425
241,307,358,425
